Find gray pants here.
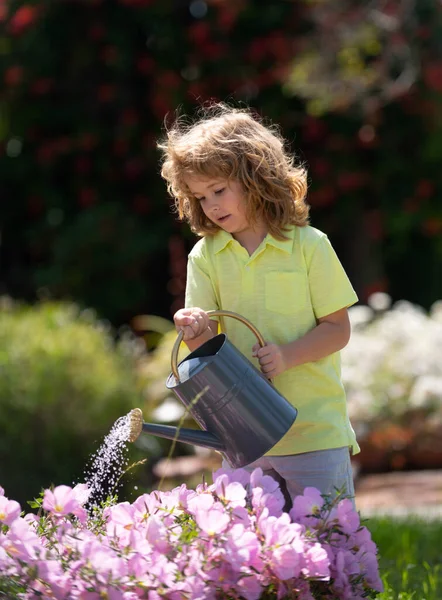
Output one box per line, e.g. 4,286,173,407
224,446,355,510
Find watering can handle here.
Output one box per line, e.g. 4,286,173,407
171,309,266,382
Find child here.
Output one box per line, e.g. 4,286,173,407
158,103,359,507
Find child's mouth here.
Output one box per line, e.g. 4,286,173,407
218,215,230,223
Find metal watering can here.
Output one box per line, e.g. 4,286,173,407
128,310,298,468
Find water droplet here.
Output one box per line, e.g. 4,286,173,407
82,413,133,508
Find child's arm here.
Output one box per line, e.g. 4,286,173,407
173,307,218,352
252,307,350,379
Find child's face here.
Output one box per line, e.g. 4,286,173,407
185,176,253,238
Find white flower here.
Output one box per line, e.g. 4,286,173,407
409,376,442,410
367,292,392,312
348,305,374,327
343,298,442,426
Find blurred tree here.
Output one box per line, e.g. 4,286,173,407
1,0,441,326
285,0,420,115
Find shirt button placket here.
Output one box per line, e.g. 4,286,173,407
243,262,253,300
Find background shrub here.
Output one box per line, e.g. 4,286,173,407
0,298,149,505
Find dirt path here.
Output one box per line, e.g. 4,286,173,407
355,469,442,518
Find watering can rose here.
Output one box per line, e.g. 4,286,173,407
0,468,382,599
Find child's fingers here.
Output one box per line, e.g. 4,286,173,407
256,346,272,359
181,325,196,341
252,341,268,356
193,312,207,332
258,353,273,366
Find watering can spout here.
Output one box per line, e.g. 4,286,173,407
127,408,226,452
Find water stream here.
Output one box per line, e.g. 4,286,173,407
82,412,132,508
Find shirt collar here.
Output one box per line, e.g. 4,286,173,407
213,227,295,255
264,230,294,254
213,230,234,254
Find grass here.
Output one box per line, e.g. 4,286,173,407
367,515,442,599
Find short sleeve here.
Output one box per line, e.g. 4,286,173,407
307,235,358,319
185,250,219,313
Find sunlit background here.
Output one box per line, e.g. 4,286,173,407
1,0,442,508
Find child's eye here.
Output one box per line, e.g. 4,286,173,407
196,196,205,202
214,188,225,195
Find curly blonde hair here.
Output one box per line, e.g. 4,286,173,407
158,104,309,239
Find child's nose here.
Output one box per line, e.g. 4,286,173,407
207,197,220,211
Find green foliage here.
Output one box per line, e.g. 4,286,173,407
370,516,442,600
0,298,146,505
2,0,442,326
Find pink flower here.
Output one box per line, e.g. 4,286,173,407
250,468,281,495
230,504,251,527
259,512,300,547
331,498,360,534
251,485,285,517
272,545,304,580
88,546,127,583
213,475,247,507
355,548,383,591
35,560,73,598
132,492,159,523
237,575,262,600
42,485,80,517
290,487,324,523
107,503,135,531
224,523,262,571
303,543,330,579
0,478,382,597
194,500,230,536
187,491,214,514
158,485,192,515
145,515,171,553
352,525,378,554
5,517,40,561
213,467,251,488
331,549,358,597
0,496,21,525
180,575,214,600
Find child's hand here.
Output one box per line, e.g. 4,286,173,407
173,307,210,341
252,341,288,379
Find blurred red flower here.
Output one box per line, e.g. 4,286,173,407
188,21,211,46
337,171,367,193
31,78,52,95
97,84,116,102
307,186,336,208
137,56,154,75
423,62,442,94
78,188,97,208
4,66,24,87
75,156,92,175
422,217,442,237
89,24,106,41
366,209,384,241
79,133,98,151
415,179,434,198
9,5,38,35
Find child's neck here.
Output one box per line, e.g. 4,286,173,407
232,224,268,256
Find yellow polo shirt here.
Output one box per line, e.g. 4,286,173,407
185,225,360,456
